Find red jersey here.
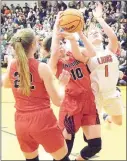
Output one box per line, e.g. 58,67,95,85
9,58,50,112
56,52,92,97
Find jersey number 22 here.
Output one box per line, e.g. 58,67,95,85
14,72,35,89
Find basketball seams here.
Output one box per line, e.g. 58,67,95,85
60,20,80,27
69,20,81,32
59,10,84,33
70,14,82,32
61,14,81,19
60,14,82,26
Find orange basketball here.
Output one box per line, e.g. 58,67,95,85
59,9,84,33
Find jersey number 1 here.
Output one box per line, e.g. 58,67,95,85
105,65,109,77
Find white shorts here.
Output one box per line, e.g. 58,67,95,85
95,90,124,116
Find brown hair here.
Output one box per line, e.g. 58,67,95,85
12,29,35,96
42,36,52,53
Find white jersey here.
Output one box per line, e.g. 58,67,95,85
87,46,119,97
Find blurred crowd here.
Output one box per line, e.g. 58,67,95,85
1,0,127,86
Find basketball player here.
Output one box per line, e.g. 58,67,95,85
70,2,123,126
38,36,52,63
2,28,72,161
49,12,102,160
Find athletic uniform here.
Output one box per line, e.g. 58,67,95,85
87,47,123,115
9,58,64,153
56,52,100,133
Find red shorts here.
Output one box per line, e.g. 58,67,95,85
15,108,64,153
59,91,100,132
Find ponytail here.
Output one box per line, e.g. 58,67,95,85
15,42,31,96
11,28,35,96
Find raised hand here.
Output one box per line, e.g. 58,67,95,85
55,11,64,28
93,2,103,19
58,31,75,41
59,69,70,86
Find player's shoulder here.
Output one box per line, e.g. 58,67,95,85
39,62,54,81
39,62,51,74
39,61,49,68
8,58,17,69
105,47,116,56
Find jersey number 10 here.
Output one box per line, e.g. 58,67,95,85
70,68,83,80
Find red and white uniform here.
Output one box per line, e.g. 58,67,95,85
9,58,64,153
87,47,123,115
56,52,100,132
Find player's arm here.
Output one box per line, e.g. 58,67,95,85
2,58,14,88
2,64,12,88
93,2,118,53
2,73,11,88
38,63,70,107
48,12,63,74
59,32,92,64
78,31,96,57
48,51,59,75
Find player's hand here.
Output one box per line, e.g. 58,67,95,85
78,31,86,39
55,11,63,28
59,69,70,86
93,2,103,19
58,32,75,41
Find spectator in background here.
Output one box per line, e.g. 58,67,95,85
1,3,10,14
118,71,127,86
79,1,86,13
41,0,47,9
58,0,67,11
15,4,22,10
34,2,38,11
116,1,121,10
28,8,36,18
114,8,124,20
24,3,30,13
15,15,27,28
3,6,11,15
33,20,43,30
68,1,76,9
117,28,127,50
10,4,15,12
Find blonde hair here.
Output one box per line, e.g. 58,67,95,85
12,29,35,96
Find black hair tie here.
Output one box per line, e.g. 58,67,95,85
16,37,22,42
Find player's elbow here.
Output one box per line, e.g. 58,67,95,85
3,83,11,88
115,120,122,126
52,99,62,107
51,93,64,107
85,49,96,57
2,80,11,88
90,50,96,57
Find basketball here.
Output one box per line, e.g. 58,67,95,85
59,9,84,33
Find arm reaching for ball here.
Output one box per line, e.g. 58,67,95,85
59,31,96,64
78,31,96,57
48,12,63,75
93,2,118,53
